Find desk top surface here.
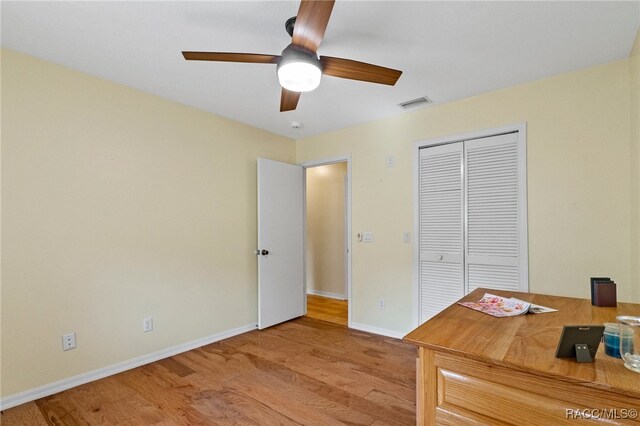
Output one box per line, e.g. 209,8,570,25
403,288,640,398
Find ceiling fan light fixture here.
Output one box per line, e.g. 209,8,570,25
277,45,322,92
278,62,321,92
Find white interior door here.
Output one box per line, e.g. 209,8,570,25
257,158,304,329
418,143,464,323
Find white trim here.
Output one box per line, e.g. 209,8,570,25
300,155,353,328
344,174,349,298
517,126,530,290
412,123,526,149
299,155,351,168
412,140,421,328
306,289,347,300
349,322,406,339
412,122,529,328
0,322,257,411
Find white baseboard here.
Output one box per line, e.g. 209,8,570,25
0,322,257,411
349,322,406,339
307,289,346,300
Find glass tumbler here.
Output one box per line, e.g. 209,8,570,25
617,316,640,373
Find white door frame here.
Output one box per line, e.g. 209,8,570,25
412,123,528,328
299,155,352,327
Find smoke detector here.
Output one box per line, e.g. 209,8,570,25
290,121,303,129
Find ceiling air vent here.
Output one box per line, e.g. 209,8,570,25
398,96,433,110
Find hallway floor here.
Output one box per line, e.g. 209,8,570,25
306,294,348,326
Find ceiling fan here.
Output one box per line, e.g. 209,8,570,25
182,0,402,112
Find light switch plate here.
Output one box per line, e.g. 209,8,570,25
363,232,373,242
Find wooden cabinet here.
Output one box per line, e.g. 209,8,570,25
404,289,640,425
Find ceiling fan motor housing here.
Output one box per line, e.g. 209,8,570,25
278,44,321,68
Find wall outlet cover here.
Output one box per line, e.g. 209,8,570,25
143,317,154,332
62,332,76,351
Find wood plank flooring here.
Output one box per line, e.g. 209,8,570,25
306,294,348,326
1,317,416,425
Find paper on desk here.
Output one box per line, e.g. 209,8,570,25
458,293,557,317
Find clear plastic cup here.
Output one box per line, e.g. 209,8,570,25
616,316,639,373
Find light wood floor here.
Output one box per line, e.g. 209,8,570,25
305,294,348,326
1,317,416,425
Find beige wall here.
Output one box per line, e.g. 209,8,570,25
297,58,637,334
306,163,347,298
0,49,295,397
630,30,640,304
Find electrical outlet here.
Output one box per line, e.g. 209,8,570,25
378,299,385,310
62,332,76,351
143,317,153,332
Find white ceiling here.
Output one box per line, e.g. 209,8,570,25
2,1,639,139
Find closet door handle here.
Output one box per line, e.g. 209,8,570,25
261,249,269,256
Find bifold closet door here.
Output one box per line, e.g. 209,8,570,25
465,133,524,293
418,131,527,323
418,143,464,323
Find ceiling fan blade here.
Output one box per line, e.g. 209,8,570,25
182,52,280,64
292,0,335,53
280,88,301,112
320,56,402,86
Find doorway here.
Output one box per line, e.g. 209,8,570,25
302,157,351,327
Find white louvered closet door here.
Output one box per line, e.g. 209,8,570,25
418,143,464,323
465,133,525,294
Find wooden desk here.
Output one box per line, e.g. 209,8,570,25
404,288,640,425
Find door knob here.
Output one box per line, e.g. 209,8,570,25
261,249,269,256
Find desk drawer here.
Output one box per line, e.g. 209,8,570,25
433,353,640,425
